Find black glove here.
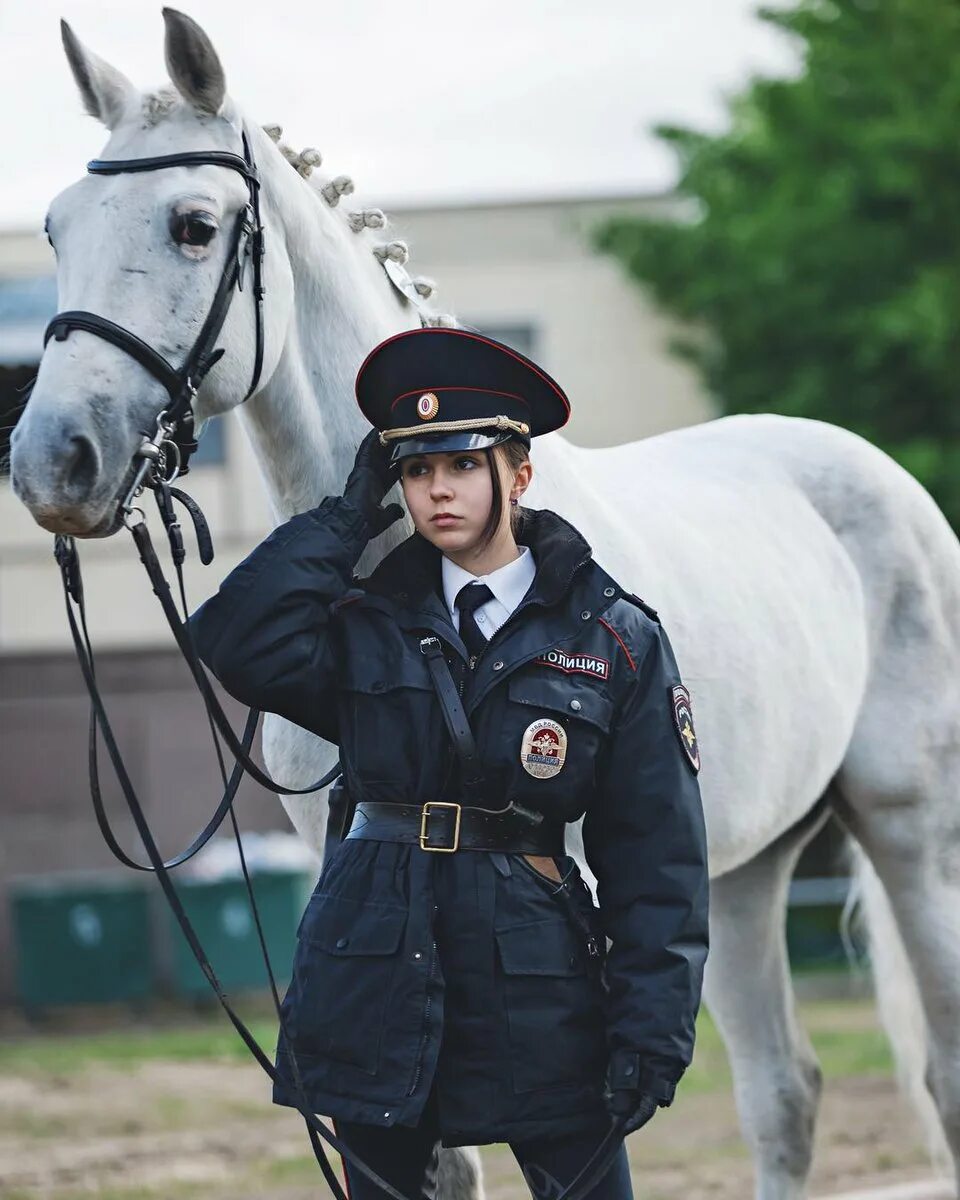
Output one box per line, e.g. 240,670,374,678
604,1052,663,1135
342,429,404,537
604,1088,659,1135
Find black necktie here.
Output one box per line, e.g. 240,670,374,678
455,582,494,664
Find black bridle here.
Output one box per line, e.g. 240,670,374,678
43,131,265,491
40,126,625,1200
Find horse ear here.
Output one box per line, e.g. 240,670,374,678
60,20,136,130
162,8,226,117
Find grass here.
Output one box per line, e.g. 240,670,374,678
680,1000,894,1095
0,993,894,1088
0,994,918,1200
0,1017,281,1075
259,1153,325,1183
44,1188,209,1200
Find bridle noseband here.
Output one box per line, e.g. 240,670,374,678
43,129,266,507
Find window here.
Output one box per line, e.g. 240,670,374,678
0,275,225,473
0,276,57,369
190,418,225,467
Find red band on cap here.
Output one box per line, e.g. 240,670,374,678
389,386,530,413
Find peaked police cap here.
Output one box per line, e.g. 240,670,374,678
354,327,570,463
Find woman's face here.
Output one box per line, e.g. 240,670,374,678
398,448,518,554
399,449,500,553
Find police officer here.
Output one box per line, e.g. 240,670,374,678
189,328,709,1200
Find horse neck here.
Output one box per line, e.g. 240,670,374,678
235,130,413,521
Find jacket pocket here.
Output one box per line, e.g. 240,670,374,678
503,672,615,809
339,652,436,789
287,893,407,1074
515,853,608,968
495,917,606,1094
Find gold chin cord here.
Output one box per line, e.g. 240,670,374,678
379,415,530,444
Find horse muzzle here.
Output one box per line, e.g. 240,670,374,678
10,417,126,538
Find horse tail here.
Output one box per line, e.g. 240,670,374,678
848,842,950,1166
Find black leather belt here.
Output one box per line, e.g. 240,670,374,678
345,800,565,855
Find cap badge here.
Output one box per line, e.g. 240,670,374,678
520,718,568,779
417,392,440,420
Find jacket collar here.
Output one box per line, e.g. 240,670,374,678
441,543,535,623
364,506,594,614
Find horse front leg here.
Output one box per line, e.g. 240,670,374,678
703,808,828,1200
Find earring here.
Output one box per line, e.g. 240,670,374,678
510,497,519,506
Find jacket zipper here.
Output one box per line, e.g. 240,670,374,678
405,555,598,1095
477,551,593,661
430,550,593,794
406,929,439,1097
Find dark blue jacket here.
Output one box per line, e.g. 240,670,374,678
189,496,709,1146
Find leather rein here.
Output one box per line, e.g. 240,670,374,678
40,125,622,1200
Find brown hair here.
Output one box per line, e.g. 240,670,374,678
474,438,530,554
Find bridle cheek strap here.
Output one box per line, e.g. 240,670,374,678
40,131,265,476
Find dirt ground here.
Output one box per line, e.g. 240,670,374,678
0,1002,948,1200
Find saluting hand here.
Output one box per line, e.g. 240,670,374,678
343,429,405,536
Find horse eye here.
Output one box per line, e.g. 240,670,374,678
170,212,219,247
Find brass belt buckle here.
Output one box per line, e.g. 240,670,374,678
420,801,461,852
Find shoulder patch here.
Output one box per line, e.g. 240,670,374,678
670,684,700,774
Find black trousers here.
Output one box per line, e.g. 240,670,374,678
333,1092,633,1200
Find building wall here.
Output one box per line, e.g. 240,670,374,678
389,193,709,449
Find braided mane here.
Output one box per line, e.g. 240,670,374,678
139,90,456,327
262,121,456,328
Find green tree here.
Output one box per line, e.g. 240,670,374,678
596,0,960,526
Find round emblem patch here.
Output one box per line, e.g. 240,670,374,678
417,392,439,420
520,718,568,779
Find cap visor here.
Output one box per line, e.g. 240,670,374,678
389,430,516,462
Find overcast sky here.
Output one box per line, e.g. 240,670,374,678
0,0,799,229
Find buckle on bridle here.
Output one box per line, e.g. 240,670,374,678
419,801,461,853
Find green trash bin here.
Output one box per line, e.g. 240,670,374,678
169,869,313,997
9,873,154,1009
786,876,860,969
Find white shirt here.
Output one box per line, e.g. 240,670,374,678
441,545,536,641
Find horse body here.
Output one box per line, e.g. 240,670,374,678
265,411,871,881
11,12,960,1198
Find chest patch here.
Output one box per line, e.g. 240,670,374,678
534,649,610,681
520,718,568,779
671,684,700,774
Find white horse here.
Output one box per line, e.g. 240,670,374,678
10,12,960,1199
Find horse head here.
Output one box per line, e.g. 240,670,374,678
11,9,297,536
